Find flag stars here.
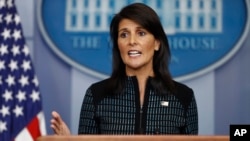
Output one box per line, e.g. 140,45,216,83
8,59,18,71
14,14,20,25
5,75,15,86
33,76,39,87
0,105,10,117
2,90,13,102
16,90,26,102
0,120,7,133
1,28,11,40
13,105,23,117
11,45,20,56
4,13,12,25
19,75,29,87
0,44,8,56
0,1,45,137
30,90,40,102
21,60,31,72
0,0,6,9
22,45,30,56
0,60,5,70
12,29,21,41
7,0,13,8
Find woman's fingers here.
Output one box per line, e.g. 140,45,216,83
51,111,62,123
50,119,60,134
50,111,71,135
51,111,62,128
50,111,61,134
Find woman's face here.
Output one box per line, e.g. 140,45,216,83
117,19,160,74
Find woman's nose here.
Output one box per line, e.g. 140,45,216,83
129,34,137,45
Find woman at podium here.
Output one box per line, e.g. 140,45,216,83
50,3,198,135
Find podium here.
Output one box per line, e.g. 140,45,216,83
37,135,229,141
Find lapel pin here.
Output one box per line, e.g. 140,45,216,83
161,101,169,107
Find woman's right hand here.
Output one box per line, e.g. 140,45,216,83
50,111,71,135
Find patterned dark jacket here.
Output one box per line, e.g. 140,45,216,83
78,76,198,134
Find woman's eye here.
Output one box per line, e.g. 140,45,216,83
120,32,128,38
138,31,146,36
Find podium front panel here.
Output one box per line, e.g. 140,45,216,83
37,135,229,141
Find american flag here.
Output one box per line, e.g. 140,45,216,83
0,0,46,140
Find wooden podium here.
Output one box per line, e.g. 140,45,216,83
37,135,229,141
